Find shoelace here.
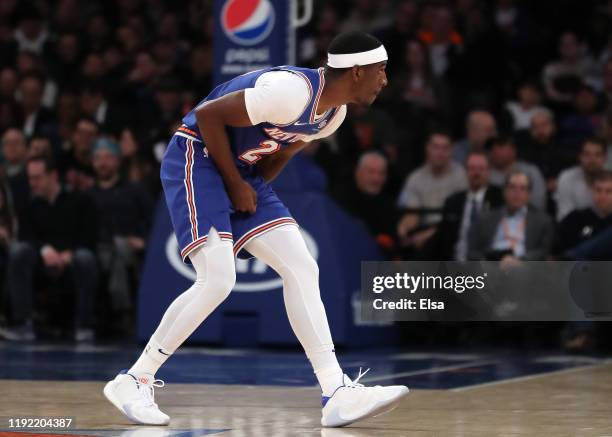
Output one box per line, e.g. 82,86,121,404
346,367,370,388
138,379,165,408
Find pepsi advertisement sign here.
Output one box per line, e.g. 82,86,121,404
214,0,293,85
221,0,276,46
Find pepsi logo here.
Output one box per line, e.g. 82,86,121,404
221,0,276,46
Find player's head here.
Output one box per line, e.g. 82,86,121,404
325,31,388,105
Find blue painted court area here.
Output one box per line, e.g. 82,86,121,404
0,342,606,390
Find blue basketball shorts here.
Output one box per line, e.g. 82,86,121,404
160,132,297,263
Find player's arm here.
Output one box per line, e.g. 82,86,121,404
257,104,348,182
195,90,257,213
257,140,309,183
195,72,311,213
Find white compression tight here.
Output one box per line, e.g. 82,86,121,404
129,227,236,375
243,225,343,394
130,225,343,395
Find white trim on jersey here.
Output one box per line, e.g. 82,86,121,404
175,132,202,143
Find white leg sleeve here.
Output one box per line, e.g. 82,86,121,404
129,228,235,376
244,225,344,394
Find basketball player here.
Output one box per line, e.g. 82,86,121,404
104,31,408,428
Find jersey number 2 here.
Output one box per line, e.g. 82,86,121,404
239,140,280,164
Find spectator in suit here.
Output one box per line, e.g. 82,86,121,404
452,110,497,164
436,152,503,261
17,72,56,140
3,128,28,175
13,9,50,55
0,156,98,342
556,170,612,260
79,82,128,137
1,128,29,215
48,32,81,89
468,170,554,263
487,135,547,210
0,98,22,135
417,3,463,77
88,139,154,325
55,89,80,148
58,117,99,191
556,136,607,221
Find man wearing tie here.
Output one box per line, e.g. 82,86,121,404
435,152,503,260
467,171,554,262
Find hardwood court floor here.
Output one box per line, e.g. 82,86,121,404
2,362,612,436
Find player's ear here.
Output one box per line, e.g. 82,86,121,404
351,65,362,82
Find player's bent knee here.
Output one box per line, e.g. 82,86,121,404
288,251,319,278
208,246,236,291
302,254,319,278
278,251,319,285
192,274,234,306
191,244,236,301
205,263,236,297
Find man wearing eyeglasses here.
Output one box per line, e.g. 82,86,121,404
467,170,553,265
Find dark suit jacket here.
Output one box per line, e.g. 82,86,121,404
98,102,132,136
467,205,554,261
434,186,503,260
22,107,58,144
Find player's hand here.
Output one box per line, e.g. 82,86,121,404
228,179,257,213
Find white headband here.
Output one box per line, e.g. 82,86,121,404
327,45,388,69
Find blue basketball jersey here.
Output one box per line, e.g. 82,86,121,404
180,66,341,176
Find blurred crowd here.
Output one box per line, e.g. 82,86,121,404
0,0,611,345
308,0,612,268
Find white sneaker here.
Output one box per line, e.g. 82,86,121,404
321,368,409,427
103,370,170,425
